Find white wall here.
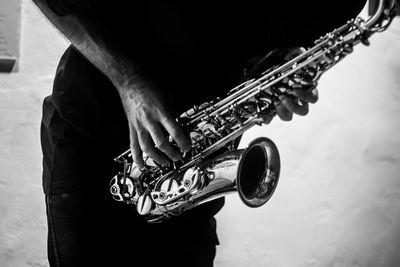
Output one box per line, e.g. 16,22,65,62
0,1,68,266
216,16,400,267
0,1,399,267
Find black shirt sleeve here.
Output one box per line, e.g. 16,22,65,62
46,0,91,16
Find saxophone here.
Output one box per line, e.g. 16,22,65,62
110,0,397,223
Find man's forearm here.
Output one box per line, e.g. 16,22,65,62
32,0,138,90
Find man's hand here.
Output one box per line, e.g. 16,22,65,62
274,87,319,121
119,78,191,169
245,47,319,122
274,48,319,121
31,0,192,168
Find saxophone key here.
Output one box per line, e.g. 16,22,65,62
343,43,354,55
161,179,179,193
137,193,153,215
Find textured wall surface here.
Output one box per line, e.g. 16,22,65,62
215,16,400,267
0,1,399,267
0,1,68,266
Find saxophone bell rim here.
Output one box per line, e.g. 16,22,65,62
237,137,281,208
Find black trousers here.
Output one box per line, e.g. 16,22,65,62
45,192,218,267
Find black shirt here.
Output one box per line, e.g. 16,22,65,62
45,1,365,107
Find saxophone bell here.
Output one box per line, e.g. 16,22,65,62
237,137,280,208
187,137,280,211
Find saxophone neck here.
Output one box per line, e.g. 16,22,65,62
360,0,397,31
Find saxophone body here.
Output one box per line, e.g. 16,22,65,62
110,0,397,223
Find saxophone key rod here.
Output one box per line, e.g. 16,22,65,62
185,36,335,126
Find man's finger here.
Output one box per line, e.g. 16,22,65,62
275,101,293,121
129,125,144,169
280,96,309,116
137,128,170,166
161,116,191,153
289,88,319,104
147,122,181,162
284,47,306,61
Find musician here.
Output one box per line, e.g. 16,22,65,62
34,1,365,266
